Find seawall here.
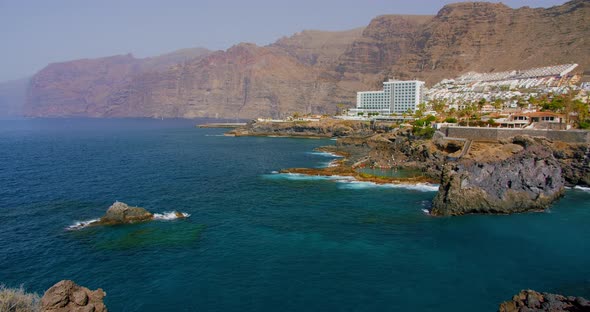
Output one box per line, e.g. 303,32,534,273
441,126,590,143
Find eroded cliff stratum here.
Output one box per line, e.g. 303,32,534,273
24,0,590,118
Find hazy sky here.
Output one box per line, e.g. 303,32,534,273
0,0,569,82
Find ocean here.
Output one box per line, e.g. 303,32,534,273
0,118,589,311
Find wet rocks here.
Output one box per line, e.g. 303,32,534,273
97,201,153,225
41,280,107,312
498,289,590,312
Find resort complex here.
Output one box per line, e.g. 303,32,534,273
427,63,580,105
348,79,425,116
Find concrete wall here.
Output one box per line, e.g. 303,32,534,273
441,126,590,143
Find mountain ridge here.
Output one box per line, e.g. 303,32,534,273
22,0,589,118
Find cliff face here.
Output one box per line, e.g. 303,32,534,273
25,0,590,118
25,48,212,117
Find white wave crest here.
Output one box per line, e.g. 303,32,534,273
307,151,343,158
421,209,431,215
266,173,438,192
66,218,100,231
574,186,590,192
153,211,191,220
337,180,439,192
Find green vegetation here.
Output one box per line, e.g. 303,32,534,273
444,117,457,123
412,115,436,138
536,90,590,128
0,284,40,312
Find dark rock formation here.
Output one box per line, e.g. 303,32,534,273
229,119,376,138
551,141,590,187
98,201,153,225
432,136,565,216
24,0,589,118
498,289,590,312
41,280,107,312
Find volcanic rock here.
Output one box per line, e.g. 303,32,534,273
98,201,153,225
498,289,590,312
431,136,565,216
41,280,107,312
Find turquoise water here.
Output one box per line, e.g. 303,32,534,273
0,118,589,311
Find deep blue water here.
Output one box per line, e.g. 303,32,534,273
1,118,589,311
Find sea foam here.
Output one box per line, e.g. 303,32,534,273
307,151,343,158
153,212,191,220
66,212,190,231
66,219,100,231
574,186,590,192
266,172,438,192
336,180,439,192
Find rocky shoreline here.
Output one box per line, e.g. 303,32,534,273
231,119,590,216
498,289,590,312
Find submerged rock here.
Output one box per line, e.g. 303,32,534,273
432,136,565,216
97,201,153,225
498,289,590,312
41,280,107,312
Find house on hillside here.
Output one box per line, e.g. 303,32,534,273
496,112,566,129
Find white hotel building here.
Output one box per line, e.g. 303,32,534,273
348,79,425,116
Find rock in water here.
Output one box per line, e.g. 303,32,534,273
98,201,153,225
432,136,565,216
41,280,107,312
498,289,590,312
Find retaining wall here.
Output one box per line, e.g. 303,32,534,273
441,127,590,143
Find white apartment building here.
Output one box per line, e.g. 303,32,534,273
349,79,425,116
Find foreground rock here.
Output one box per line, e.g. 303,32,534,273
499,289,590,312
41,280,107,312
97,201,153,225
432,136,565,216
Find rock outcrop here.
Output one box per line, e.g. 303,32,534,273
229,119,375,138
97,201,153,225
432,136,566,216
498,289,590,312
24,1,589,118
41,280,107,312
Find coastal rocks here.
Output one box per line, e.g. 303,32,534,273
41,280,107,312
229,119,375,138
431,137,565,216
97,201,153,225
498,289,590,312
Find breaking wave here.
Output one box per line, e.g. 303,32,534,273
67,211,190,230
153,212,191,220
66,219,100,231
336,180,439,192
574,186,590,192
265,172,438,192
307,151,343,158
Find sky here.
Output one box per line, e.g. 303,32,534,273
0,0,569,82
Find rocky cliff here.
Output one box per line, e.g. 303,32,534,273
431,136,566,216
25,0,590,118
25,48,211,117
